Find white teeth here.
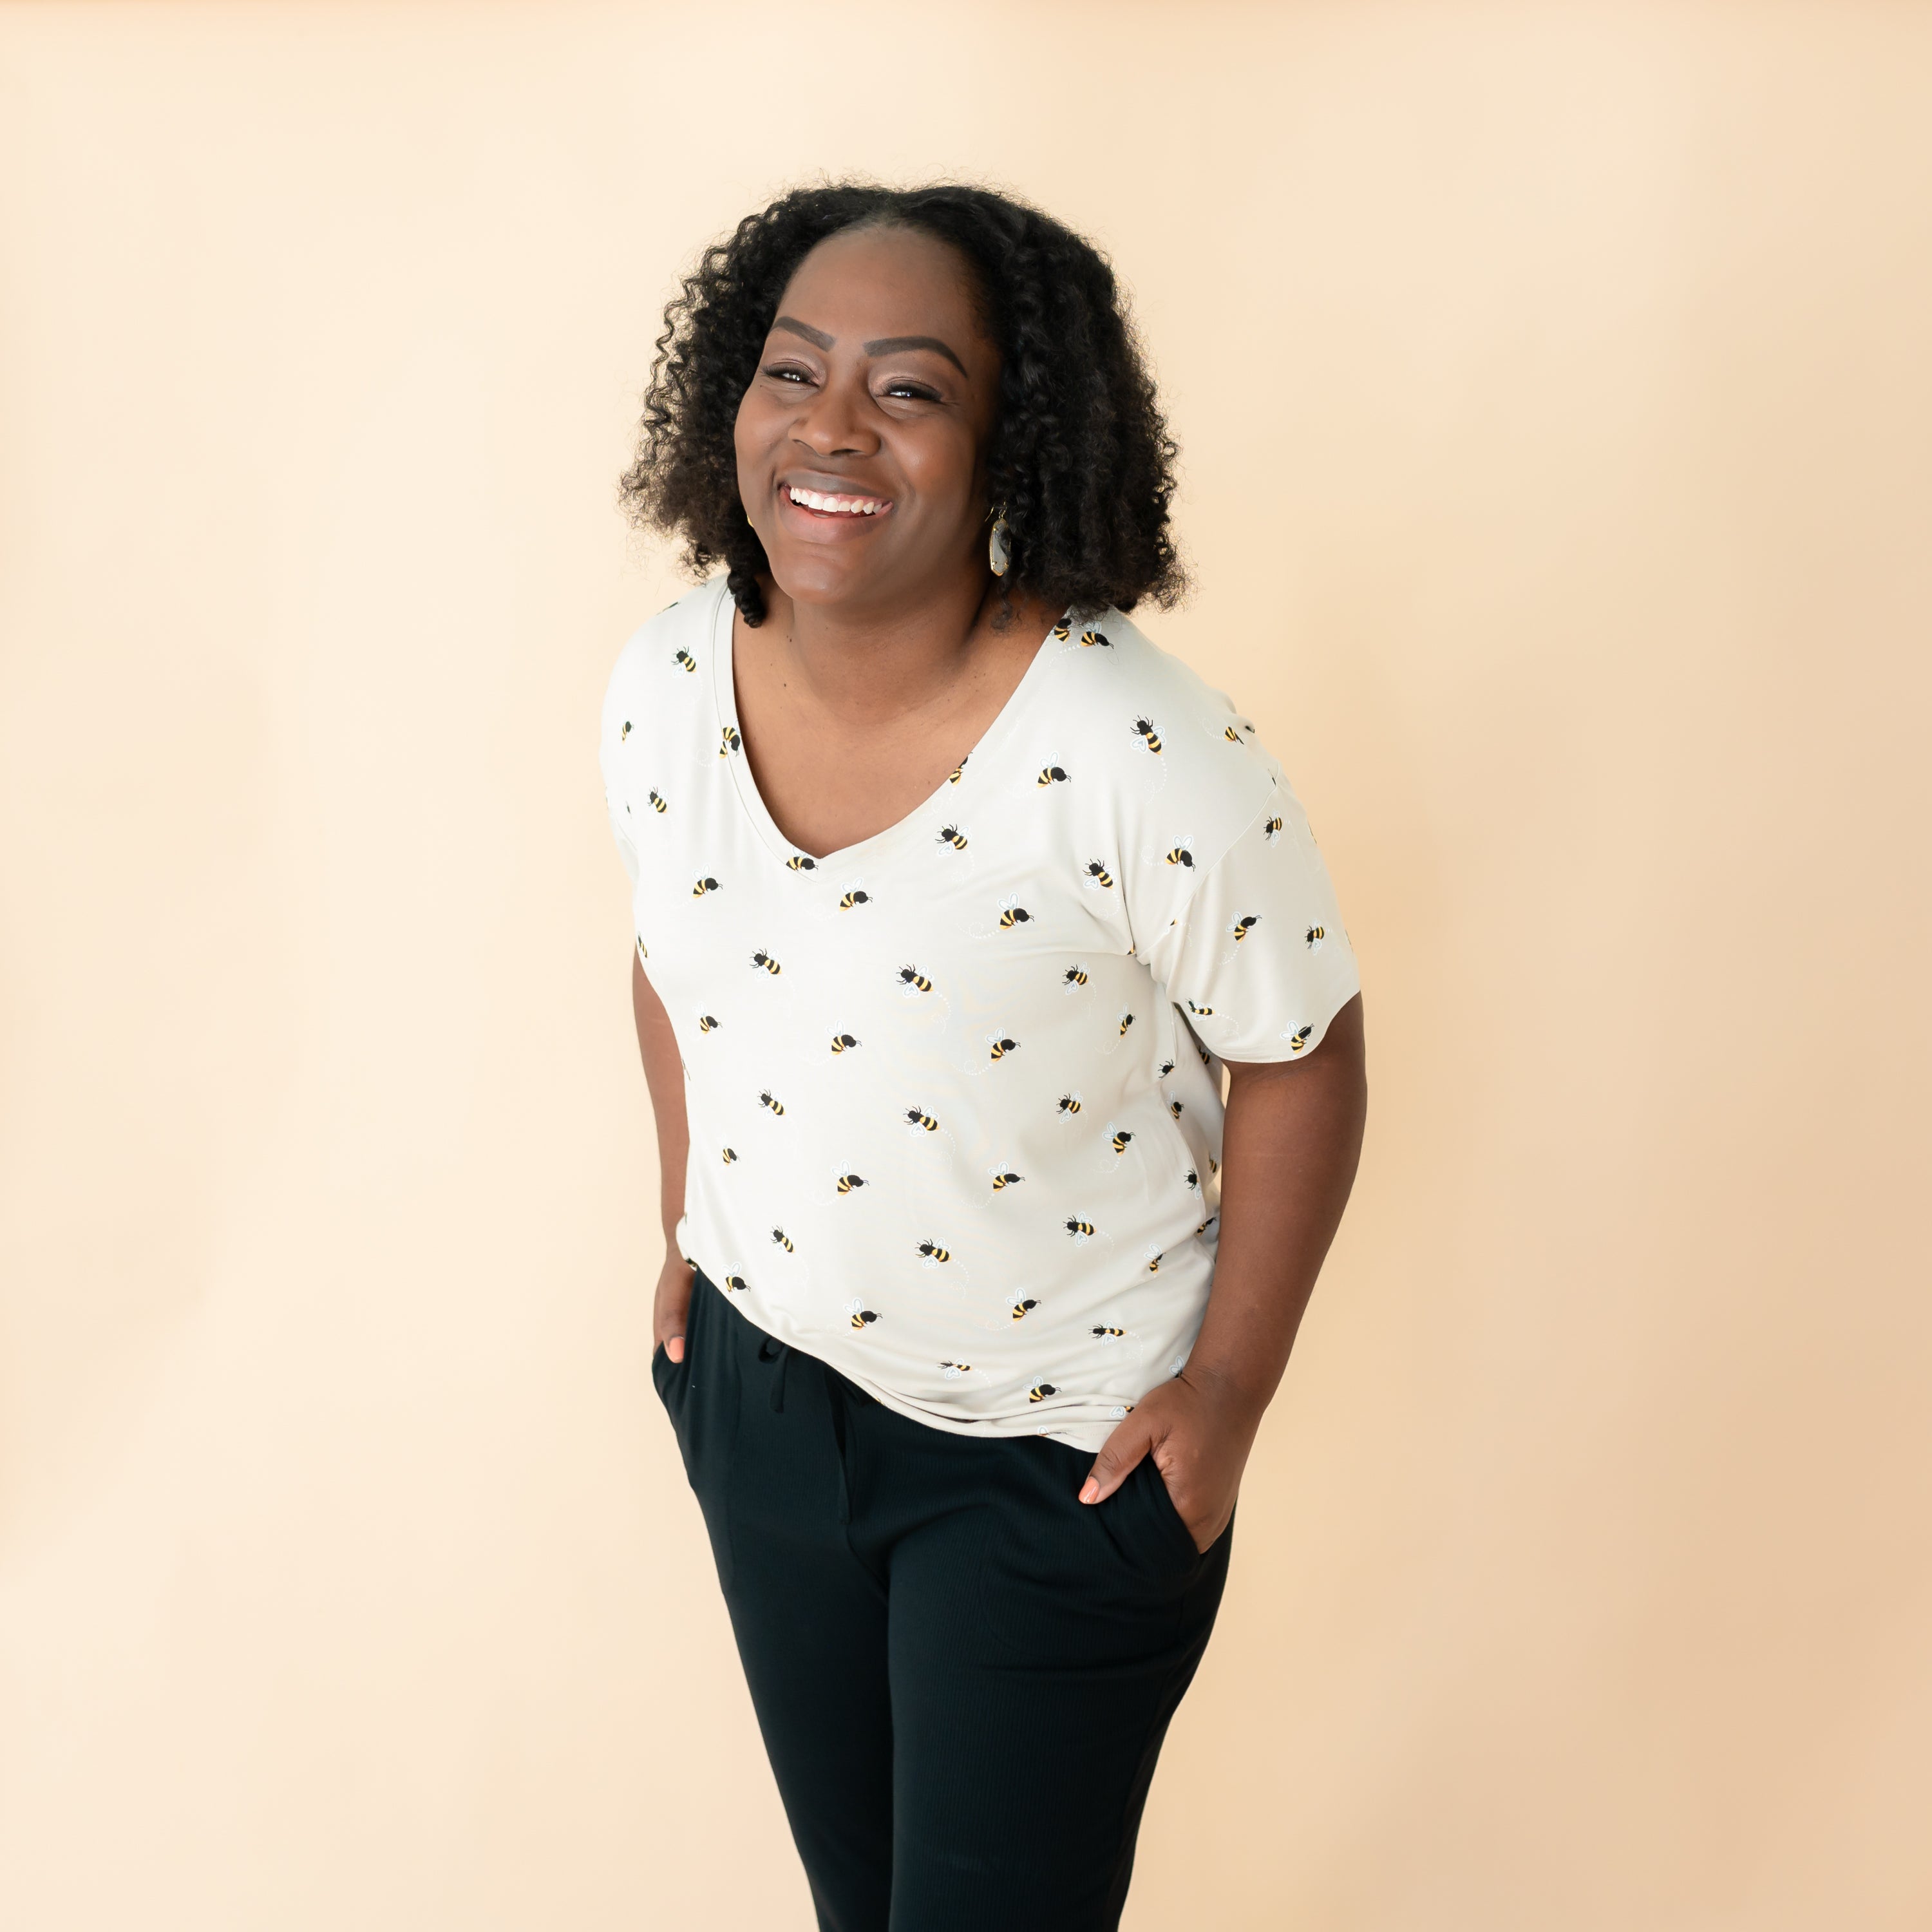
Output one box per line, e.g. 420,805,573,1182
788,486,882,515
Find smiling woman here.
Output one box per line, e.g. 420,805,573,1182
602,181,1367,1932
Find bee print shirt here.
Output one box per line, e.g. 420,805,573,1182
600,576,1359,1452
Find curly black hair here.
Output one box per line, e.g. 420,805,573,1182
618,181,1186,625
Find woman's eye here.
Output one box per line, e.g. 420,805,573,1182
764,364,813,384
882,381,940,402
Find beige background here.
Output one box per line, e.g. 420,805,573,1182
3,3,1928,1926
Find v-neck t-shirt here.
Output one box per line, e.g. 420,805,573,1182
599,575,1359,1451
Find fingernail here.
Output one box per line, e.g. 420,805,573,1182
668,1338,685,1363
1079,1478,1099,1504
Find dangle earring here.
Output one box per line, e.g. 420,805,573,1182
987,506,1012,578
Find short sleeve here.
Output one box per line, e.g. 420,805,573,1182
1137,787,1359,1063
599,656,641,887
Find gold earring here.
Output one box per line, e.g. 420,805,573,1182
988,507,1011,577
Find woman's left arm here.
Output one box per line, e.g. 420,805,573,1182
1079,992,1368,1548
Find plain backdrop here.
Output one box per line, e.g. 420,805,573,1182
3,4,1929,1927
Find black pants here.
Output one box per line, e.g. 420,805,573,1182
652,1269,1235,1932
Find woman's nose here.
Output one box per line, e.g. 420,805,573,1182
791,370,879,459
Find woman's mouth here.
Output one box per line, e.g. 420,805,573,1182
784,484,890,518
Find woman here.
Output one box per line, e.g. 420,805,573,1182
600,182,1366,1932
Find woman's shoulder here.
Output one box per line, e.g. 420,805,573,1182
607,575,726,690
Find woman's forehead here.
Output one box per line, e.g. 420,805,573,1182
777,226,992,350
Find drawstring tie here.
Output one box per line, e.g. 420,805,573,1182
756,1333,859,1526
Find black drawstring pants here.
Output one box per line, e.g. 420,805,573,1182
651,1268,1235,1932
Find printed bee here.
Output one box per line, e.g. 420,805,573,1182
990,1170,1025,1191
1011,1298,1040,1323
1079,629,1112,650
648,790,667,813
697,1014,719,1033
1170,1098,1185,1119
1208,1154,1219,1177
771,1228,794,1253
719,724,741,756
1145,1248,1163,1273
898,965,933,993
636,936,649,959
721,1147,737,1163
848,1302,881,1330
1165,846,1195,868
1264,816,1284,842
830,1032,860,1054
1224,725,1242,744
940,1361,972,1379
1184,1168,1200,1193
916,1239,952,1264
838,888,871,909
1063,965,1089,989
949,755,969,784
673,649,696,674
723,1273,748,1293
1197,1212,1220,1237
1130,716,1163,754
1065,1218,1096,1242
998,902,1032,928
1092,1325,1126,1340
937,824,969,851
751,948,781,974
1157,1059,1175,1077
1197,1041,1213,1065
786,853,818,871
1231,914,1260,943
835,1173,867,1193
905,1108,940,1133
1111,1129,1134,1155
1305,923,1325,951
1186,999,1214,1017
1028,1382,1059,1403
1287,1025,1313,1054
1084,859,1114,889
1036,765,1070,787
1057,1092,1083,1117
1118,1011,1135,1037
1051,619,1072,641
620,720,632,740
759,1090,785,1115
692,876,721,898
989,1036,1020,1061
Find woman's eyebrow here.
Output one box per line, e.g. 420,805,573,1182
770,314,967,377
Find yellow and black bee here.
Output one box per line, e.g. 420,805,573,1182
1224,724,1242,744
1146,1251,1163,1273
692,876,721,898
838,887,871,909
989,1036,1019,1061
938,824,968,851
1011,1297,1040,1320
1186,999,1214,1017
648,790,667,813
1197,1041,1213,1065
1287,1025,1312,1053
1112,1129,1134,1154
724,1273,748,1293
1305,923,1325,949
1197,1213,1220,1237
1063,965,1089,987
1131,716,1162,754
1231,914,1260,943
719,724,741,756
1165,846,1194,868
917,1239,951,1264
1080,629,1112,649
751,948,781,974
698,1014,719,1033
721,1147,737,1163
905,1108,940,1133
1092,1325,1126,1340
831,1032,860,1054
898,964,933,992
1028,1382,1058,1403
999,903,1032,928
1051,620,1072,641
1264,816,1283,841
949,755,969,784
1084,860,1114,889
1208,1154,1219,1177
759,1090,785,1115
1184,1168,1200,1192
940,1360,972,1377
771,1228,794,1252
991,1170,1024,1190
850,1306,880,1330
673,649,696,674
835,1173,867,1193
1118,1011,1135,1037
1057,1092,1083,1116
786,853,817,871
1037,765,1070,786
1170,1098,1185,1119
1065,1218,1096,1240
1157,1058,1175,1077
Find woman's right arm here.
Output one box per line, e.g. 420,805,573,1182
632,949,696,1360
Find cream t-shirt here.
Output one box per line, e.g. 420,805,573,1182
600,575,1359,1451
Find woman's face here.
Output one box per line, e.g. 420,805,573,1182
734,223,1002,618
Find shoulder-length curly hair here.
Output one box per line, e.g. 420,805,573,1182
618,181,1187,626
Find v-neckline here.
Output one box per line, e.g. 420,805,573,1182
710,578,1067,875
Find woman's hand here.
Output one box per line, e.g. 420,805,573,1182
1079,1370,1263,1552
654,1255,696,1362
